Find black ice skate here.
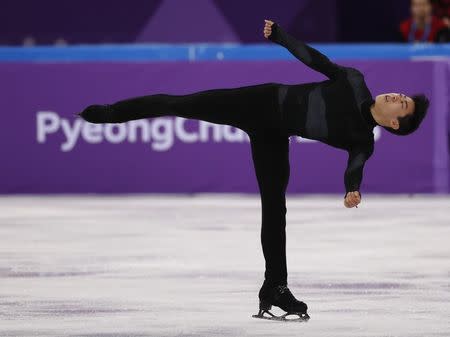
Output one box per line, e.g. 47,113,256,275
252,284,310,322
75,104,116,124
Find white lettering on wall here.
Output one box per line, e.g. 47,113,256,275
36,112,381,152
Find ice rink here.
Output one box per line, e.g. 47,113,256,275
0,194,449,337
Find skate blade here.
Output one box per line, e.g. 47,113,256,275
252,309,310,322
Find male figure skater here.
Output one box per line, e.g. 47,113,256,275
76,20,429,321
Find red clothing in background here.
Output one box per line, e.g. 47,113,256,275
399,15,447,42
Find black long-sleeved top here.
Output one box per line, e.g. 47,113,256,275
269,23,379,198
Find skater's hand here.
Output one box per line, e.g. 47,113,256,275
263,19,275,39
344,191,360,208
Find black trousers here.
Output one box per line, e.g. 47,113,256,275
99,82,290,287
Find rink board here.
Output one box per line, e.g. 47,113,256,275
0,59,448,193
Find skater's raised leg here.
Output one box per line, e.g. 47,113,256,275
249,131,309,321
77,83,282,134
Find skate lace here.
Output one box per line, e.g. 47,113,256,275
276,285,290,294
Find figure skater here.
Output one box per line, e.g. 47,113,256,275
76,20,429,321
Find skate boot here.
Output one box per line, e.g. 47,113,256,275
252,283,309,322
75,104,116,124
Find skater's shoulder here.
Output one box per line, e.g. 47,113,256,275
347,137,375,155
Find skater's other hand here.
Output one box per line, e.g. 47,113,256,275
264,19,275,39
344,191,361,208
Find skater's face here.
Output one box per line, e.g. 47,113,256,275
375,93,415,130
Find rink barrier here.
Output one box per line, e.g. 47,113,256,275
0,43,449,62
0,49,448,194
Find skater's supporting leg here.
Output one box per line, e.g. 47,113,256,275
78,83,281,134
250,136,309,319
250,132,290,287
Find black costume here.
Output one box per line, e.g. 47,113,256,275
78,23,379,308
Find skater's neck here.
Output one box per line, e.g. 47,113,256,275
370,103,383,126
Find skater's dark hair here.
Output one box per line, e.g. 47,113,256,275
382,94,429,136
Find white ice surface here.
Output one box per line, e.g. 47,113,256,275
0,194,449,337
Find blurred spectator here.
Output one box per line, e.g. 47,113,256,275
399,0,448,42
431,0,450,26
431,0,450,41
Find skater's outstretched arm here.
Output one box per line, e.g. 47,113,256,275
343,144,374,208
263,19,343,80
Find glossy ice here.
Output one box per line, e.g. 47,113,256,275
0,194,449,337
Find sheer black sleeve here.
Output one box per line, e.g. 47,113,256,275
268,23,343,80
343,144,374,199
